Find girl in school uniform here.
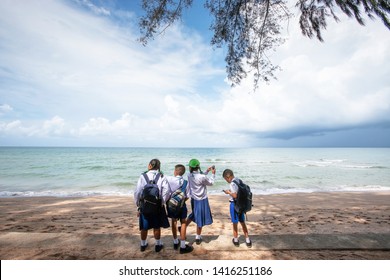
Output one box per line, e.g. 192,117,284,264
134,159,170,252
180,159,215,248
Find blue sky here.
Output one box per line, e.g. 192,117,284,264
0,0,389,147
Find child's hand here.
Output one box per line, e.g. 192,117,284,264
137,208,141,217
223,189,229,194
207,165,214,172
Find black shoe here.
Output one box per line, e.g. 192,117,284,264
155,244,164,252
140,243,148,252
246,240,252,248
180,245,194,254
232,238,239,247
173,243,179,250
195,238,202,245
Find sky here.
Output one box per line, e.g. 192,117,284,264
0,0,389,147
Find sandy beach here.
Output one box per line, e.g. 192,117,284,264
1,192,389,260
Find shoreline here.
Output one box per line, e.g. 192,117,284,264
2,189,390,198
1,191,389,260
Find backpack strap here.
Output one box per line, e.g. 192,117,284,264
143,172,161,183
142,172,149,183
232,178,242,186
154,172,161,183
181,180,188,192
231,179,242,203
155,173,163,205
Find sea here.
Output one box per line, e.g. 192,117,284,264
0,147,389,197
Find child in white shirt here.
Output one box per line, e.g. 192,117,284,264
180,159,215,247
166,164,189,250
134,159,170,252
223,168,252,247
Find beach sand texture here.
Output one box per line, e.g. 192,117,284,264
1,192,390,260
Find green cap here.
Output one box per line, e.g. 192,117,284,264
188,158,200,168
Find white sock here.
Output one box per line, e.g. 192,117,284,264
246,237,251,243
141,239,147,246
234,237,239,242
155,239,162,246
180,240,186,249
173,238,179,244
196,235,202,240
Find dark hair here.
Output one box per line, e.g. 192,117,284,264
175,164,186,176
149,159,161,171
189,166,200,173
222,169,234,178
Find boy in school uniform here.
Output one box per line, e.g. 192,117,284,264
222,169,252,247
134,159,170,252
166,164,191,251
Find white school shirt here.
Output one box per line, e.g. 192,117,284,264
166,175,186,194
134,170,170,207
228,177,239,202
187,171,215,200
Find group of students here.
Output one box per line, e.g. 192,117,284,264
134,158,252,254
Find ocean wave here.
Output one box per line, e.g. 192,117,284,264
342,165,389,169
0,190,131,198
79,165,106,170
284,176,303,180
293,159,346,168
2,184,390,198
259,180,276,185
109,182,133,187
369,165,388,169
292,160,389,170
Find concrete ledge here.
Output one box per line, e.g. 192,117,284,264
1,232,389,260
198,233,390,251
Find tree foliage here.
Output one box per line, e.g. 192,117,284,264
139,0,390,89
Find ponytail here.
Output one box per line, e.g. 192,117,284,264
148,159,161,172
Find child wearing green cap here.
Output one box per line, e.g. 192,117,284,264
179,159,215,247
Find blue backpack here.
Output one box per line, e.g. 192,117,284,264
140,173,162,216
167,180,188,214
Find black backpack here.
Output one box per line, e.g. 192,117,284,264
140,173,162,216
233,178,253,215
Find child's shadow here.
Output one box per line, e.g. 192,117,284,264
188,235,219,245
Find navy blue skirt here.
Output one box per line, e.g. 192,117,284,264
188,198,213,227
139,206,170,230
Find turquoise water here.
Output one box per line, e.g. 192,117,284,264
0,147,389,197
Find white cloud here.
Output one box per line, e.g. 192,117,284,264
211,15,390,142
79,113,139,136
0,120,22,133
74,0,111,16
42,116,66,136
0,0,224,121
0,116,67,138
0,104,13,115
0,1,389,147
